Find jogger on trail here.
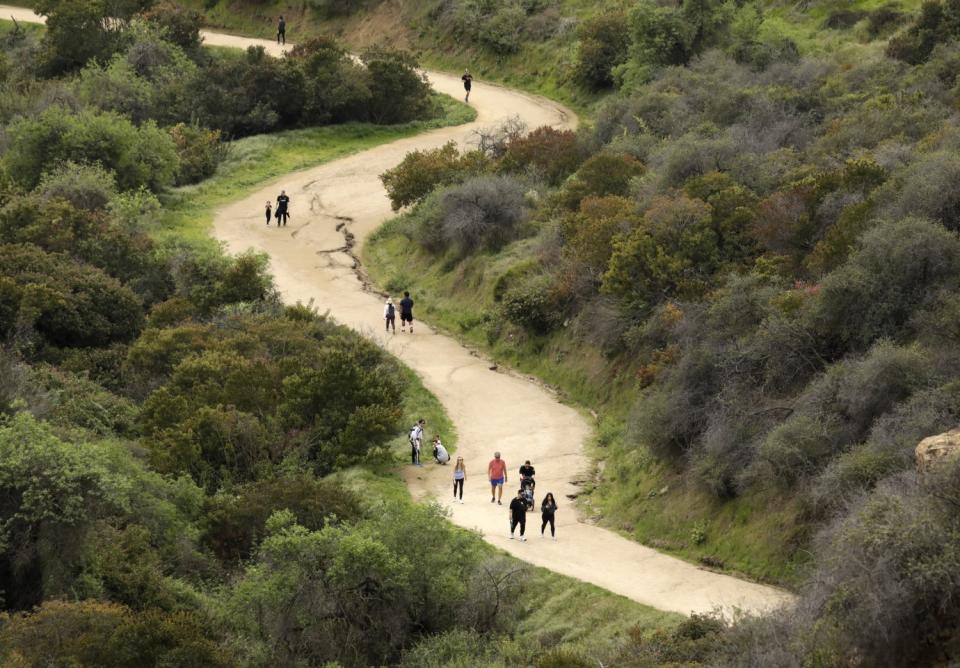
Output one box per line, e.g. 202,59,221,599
400,291,414,333
276,190,290,226
265,201,272,225
277,16,286,45
488,451,507,504
509,489,527,541
384,297,396,333
409,419,425,466
453,456,466,503
461,69,473,103
541,492,558,540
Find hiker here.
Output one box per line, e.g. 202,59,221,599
400,291,415,333
265,201,272,225
276,190,290,226
509,489,527,541
409,418,425,466
453,456,466,503
541,492,558,540
461,69,473,103
277,15,286,45
433,435,449,464
384,297,396,333
488,451,507,504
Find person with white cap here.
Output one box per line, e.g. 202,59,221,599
384,297,396,333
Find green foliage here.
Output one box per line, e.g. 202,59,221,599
499,126,584,186
628,0,731,67
0,600,232,667
170,123,225,185
4,106,179,192
361,48,436,125
219,503,499,666
381,141,490,210
0,243,145,350
201,476,363,565
34,0,150,74
573,13,630,90
131,312,404,487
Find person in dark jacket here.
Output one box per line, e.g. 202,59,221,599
277,16,286,45
509,489,527,542
275,190,290,226
541,492,558,540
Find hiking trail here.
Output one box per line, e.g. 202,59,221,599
2,5,793,616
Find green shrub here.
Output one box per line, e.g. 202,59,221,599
170,123,224,186
4,106,179,192
439,175,531,254
573,13,630,90
381,142,490,211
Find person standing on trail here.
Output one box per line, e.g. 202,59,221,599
488,451,507,504
453,456,466,503
275,190,290,226
541,492,558,540
509,489,527,541
461,69,473,103
409,418,425,466
265,201,272,226
399,291,415,333
384,297,396,333
277,16,286,45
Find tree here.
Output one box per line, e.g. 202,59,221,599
573,13,630,89
361,48,434,124
4,106,178,192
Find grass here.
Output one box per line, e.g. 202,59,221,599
156,95,475,251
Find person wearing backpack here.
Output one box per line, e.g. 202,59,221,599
409,419,425,466
384,297,396,333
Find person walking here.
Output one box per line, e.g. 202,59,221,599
276,190,290,226
265,201,272,225
488,451,507,504
453,456,466,503
541,492,558,540
277,15,286,45
399,291,415,333
409,418,425,466
384,297,396,333
461,69,473,103
509,489,527,541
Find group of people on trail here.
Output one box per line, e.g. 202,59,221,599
384,291,415,333
493,453,558,541
265,190,291,226
409,418,449,467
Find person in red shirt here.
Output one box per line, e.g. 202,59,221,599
488,451,507,505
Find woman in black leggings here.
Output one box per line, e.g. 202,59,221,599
541,492,557,539
453,456,466,503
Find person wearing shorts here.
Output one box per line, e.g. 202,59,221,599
488,451,507,505
400,291,414,333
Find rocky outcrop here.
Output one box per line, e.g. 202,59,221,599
916,428,960,471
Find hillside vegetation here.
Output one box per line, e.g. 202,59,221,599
0,5,685,667
359,0,960,664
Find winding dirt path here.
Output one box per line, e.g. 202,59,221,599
3,5,793,615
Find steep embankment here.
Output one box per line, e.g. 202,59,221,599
0,4,792,615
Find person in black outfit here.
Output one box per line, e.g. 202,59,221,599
277,16,286,45
276,190,290,226
519,460,535,481
509,489,527,542
541,492,558,540
399,291,415,333
461,69,473,103
265,201,272,225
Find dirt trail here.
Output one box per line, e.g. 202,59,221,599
3,5,793,615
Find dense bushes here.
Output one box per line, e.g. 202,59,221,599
131,312,404,487
4,106,179,192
